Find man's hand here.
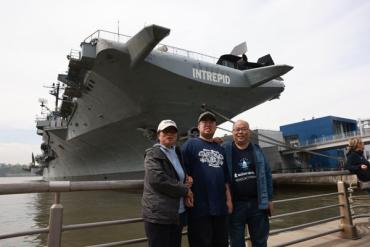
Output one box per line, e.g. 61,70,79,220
212,137,224,144
225,183,233,213
361,164,368,170
226,199,233,214
185,190,194,207
185,175,193,188
267,201,274,217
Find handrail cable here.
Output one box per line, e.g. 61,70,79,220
62,218,143,231
271,228,342,247
353,214,370,219
203,104,345,161
352,205,370,209
273,192,340,204
270,204,342,219
0,228,49,240
217,125,342,161
268,215,343,236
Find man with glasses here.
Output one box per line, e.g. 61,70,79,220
223,120,273,247
181,111,233,247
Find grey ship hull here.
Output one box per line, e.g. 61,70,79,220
37,25,292,181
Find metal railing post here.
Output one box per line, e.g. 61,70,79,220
337,181,359,239
47,192,63,247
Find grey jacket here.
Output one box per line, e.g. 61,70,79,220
142,145,188,224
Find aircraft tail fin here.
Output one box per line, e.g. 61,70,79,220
126,25,170,69
243,65,293,88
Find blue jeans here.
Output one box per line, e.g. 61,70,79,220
229,199,269,247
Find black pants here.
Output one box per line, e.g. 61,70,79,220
144,221,183,247
356,170,370,182
188,215,228,247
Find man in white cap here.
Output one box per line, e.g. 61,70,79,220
142,119,193,247
181,112,232,247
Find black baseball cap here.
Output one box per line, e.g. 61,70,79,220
198,111,216,123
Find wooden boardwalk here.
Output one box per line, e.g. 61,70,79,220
268,218,370,246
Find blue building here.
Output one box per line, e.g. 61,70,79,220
280,116,357,170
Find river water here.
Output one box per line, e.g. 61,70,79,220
0,177,367,247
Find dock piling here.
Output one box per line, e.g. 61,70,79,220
337,181,359,239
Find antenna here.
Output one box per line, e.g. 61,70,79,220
43,82,66,112
38,98,50,114
117,20,120,42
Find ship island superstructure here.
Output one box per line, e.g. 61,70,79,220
35,25,293,180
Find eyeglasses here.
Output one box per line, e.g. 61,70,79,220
233,128,249,133
162,128,177,134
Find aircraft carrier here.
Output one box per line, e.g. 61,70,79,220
34,24,293,180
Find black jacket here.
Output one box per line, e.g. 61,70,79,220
345,150,370,181
142,145,188,224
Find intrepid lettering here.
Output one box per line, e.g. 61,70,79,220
192,68,230,85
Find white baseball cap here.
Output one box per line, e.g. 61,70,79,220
157,120,178,132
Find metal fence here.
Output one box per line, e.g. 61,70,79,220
81,29,218,64
299,128,370,147
0,172,369,247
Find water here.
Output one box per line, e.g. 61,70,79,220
0,177,368,247
0,177,145,247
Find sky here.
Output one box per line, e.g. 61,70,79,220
0,0,369,164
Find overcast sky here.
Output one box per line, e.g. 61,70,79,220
0,0,369,164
